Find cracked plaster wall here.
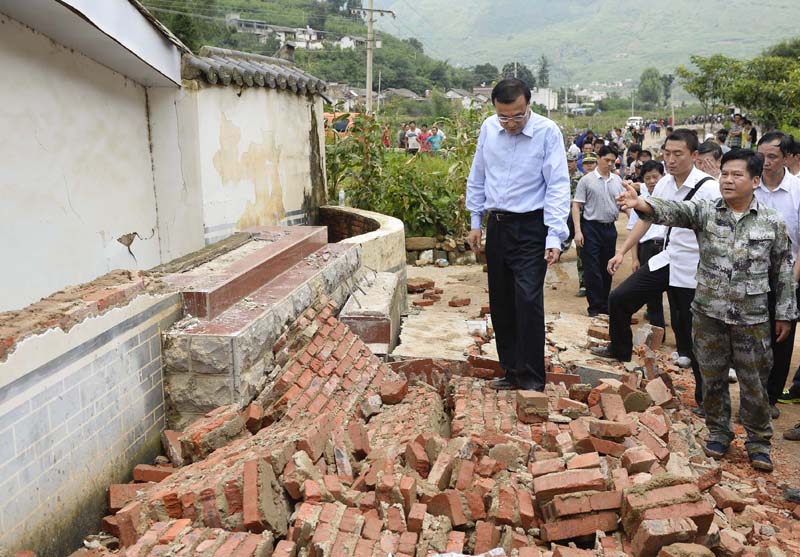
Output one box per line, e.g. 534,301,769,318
0,13,162,311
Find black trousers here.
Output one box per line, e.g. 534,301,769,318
637,240,666,325
486,210,547,391
765,287,800,405
608,263,669,360
581,219,617,315
669,286,703,405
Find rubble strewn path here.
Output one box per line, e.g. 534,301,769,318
58,261,800,556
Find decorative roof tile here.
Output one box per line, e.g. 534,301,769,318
183,46,328,99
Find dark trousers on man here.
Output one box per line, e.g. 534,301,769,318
608,263,669,361
637,240,665,325
671,286,703,405
485,210,547,391
581,218,617,315
765,288,800,405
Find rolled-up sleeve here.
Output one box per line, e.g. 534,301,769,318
542,127,571,250
466,123,488,230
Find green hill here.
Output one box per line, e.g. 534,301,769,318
373,0,800,84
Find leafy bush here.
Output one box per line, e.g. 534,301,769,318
326,110,486,237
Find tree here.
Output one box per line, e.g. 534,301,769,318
472,63,499,86
501,62,536,88
763,37,800,59
660,73,675,106
676,54,737,131
404,38,424,54
725,56,800,130
637,67,664,106
537,55,551,88
309,3,328,29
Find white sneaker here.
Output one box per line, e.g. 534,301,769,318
728,368,738,383
676,356,692,369
670,351,680,362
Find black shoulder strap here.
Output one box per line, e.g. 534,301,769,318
663,176,715,249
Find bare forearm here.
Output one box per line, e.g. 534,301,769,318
617,220,651,255
572,202,583,234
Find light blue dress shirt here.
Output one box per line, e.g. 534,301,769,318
466,112,571,250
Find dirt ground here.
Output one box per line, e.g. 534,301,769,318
404,222,800,486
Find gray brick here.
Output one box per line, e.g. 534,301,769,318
48,385,83,425
138,324,158,345
31,380,64,409
14,405,49,453
79,369,106,409
120,333,139,355
0,400,31,432
66,405,95,435
17,451,47,489
127,342,152,375
0,427,14,465
143,384,163,414
1,481,39,531
91,347,120,373
148,334,163,361
34,422,66,458
0,446,32,481
63,360,94,390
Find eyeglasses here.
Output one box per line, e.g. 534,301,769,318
497,109,529,124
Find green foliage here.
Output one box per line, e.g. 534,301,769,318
763,37,800,59
537,55,551,88
501,62,536,88
637,67,664,106
473,63,499,86
678,46,800,131
325,110,487,236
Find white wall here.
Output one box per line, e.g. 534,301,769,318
0,14,161,311
193,86,322,244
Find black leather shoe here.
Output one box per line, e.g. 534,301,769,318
590,345,630,362
490,377,518,390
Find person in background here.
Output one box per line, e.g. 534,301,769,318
565,152,586,297
696,140,723,179
728,112,744,148
567,135,581,158
787,137,800,177
427,125,444,155
743,119,757,149
397,123,408,150
578,141,594,173
626,144,642,180
382,125,391,148
716,129,732,154
573,146,628,316
418,124,432,154
754,132,800,421
406,121,421,155
617,149,796,473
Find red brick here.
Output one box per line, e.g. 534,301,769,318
101,515,120,538
362,513,383,540
517,390,550,424
132,464,174,483
412,299,434,307
518,489,535,529
399,476,416,513
116,500,142,547
645,377,674,407
242,459,265,533
600,392,627,421
398,532,418,555
475,456,500,477
407,503,426,532
474,521,502,554
588,418,635,438
566,452,601,470
161,430,184,466
427,452,454,490
639,412,670,439
454,460,475,490
657,544,715,557
386,505,406,532
158,519,192,544
347,420,370,459
631,517,698,557
532,468,607,501
494,485,517,525
543,490,623,520
273,540,297,557
380,378,409,404
427,490,467,527
109,483,148,513
243,403,263,434
445,531,466,553
540,511,619,542
640,500,715,536
709,485,748,512
590,436,627,457
529,458,565,478
464,489,487,521
553,546,595,557
354,539,375,557
448,296,471,307
588,325,610,340
621,447,658,474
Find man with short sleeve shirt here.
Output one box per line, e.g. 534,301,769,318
572,145,627,316
466,79,571,392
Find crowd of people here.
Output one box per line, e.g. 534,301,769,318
386,121,447,155
466,77,800,479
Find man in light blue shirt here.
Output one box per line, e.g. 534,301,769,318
466,78,571,391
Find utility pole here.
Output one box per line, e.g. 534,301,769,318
514,61,518,78
377,70,382,114
351,4,394,115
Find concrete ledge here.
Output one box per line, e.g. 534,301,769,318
340,272,402,354
318,206,407,309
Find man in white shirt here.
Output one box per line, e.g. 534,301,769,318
755,132,800,419
787,138,800,178
597,131,720,412
406,122,421,155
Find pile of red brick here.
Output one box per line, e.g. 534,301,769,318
60,305,799,557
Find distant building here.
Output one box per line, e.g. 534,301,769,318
383,88,423,101
531,87,558,111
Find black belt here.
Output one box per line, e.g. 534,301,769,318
489,209,542,221
641,238,665,246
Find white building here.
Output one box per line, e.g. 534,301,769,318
530,87,559,111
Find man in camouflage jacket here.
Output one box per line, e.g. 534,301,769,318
618,149,797,472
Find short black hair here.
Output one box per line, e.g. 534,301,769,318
628,144,642,154
491,78,531,105
721,149,763,178
716,128,729,140
409,121,416,125
640,160,665,176
597,145,616,158
666,128,699,153
757,131,794,156
791,137,800,156
640,150,652,159
697,140,723,160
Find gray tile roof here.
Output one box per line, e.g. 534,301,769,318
183,46,328,99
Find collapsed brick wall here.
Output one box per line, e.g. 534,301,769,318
318,207,380,244
69,304,800,557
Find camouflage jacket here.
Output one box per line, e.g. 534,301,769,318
570,171,584,197
641,196,797,324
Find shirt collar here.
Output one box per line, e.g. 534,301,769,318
717,196,760,213
758,169,793,193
